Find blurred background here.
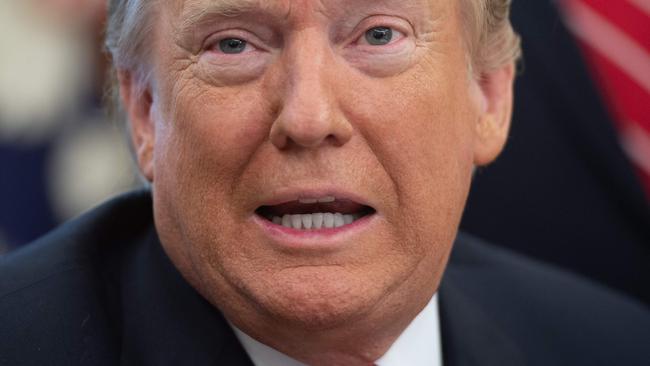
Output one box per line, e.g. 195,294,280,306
0,0,138,254
1,0,648,307
461,0,650,307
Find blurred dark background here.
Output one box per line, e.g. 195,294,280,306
1,0,648,306
0,0,138,255
462,0,650,306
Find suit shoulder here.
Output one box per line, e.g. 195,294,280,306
450,232,649,315
447,232,650,364
0,190,152,365
0,189,153,298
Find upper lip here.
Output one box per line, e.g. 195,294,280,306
254,187,375,211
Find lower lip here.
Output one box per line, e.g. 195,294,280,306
251,213,377,250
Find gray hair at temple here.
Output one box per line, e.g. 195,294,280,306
105,0,521,97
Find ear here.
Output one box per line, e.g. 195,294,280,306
472,62,516,166
118,70,155,181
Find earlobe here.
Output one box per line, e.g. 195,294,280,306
473,62,515,166
118,70,155,181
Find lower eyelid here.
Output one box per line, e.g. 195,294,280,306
201,47,270,67
212,46,255,56
358,36,408,51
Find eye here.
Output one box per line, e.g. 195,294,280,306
364,27,394,46
218,38,249,54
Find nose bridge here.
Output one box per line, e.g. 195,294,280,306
269,28,351,150
283,28,334,129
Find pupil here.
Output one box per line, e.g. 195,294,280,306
365,27,393,45
219,38,247,54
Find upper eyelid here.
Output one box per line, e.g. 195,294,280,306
344,16,414,45
202,29,267,52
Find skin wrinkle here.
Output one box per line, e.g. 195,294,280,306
334,18,443,203
182,0,262,23
120,0,516,364
107,0,520,115
176,0,439,51
346,41,451,208
176,0,295,53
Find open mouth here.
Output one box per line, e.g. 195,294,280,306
255,196,376,230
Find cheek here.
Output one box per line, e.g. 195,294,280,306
151,78,277,264
343,65,476,245
151,78,279,282
155,79,273,196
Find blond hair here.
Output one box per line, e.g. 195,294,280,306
460,0,521,75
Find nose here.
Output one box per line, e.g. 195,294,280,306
269,31,353,150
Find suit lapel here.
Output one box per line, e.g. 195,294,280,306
117,228,254,366
438,276,526,366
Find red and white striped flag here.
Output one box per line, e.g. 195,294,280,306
561,0,650,200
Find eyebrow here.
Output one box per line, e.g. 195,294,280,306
176,0,433,41
179,0,265,31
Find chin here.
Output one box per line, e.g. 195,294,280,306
248,266,384,330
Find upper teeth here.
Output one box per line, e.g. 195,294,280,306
298,196,336,204
272,213,358,230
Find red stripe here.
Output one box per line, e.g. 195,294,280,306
578,42,650,133
577,43,650,198
566,0,650,198
578,0,650,51
562,0,650,95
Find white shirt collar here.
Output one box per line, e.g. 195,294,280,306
232,294,443,366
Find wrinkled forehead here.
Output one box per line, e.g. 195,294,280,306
169,0,442,26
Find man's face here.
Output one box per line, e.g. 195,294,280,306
126,0,512,332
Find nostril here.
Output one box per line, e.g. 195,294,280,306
269,99,352,150
324,134,339,145
279,133,346,150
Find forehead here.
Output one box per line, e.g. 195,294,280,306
173,0,440,23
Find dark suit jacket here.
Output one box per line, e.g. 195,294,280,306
1,190,649,365
461,0,650,305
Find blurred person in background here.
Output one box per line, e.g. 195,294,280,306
0,0,137,254
461,0,650,306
